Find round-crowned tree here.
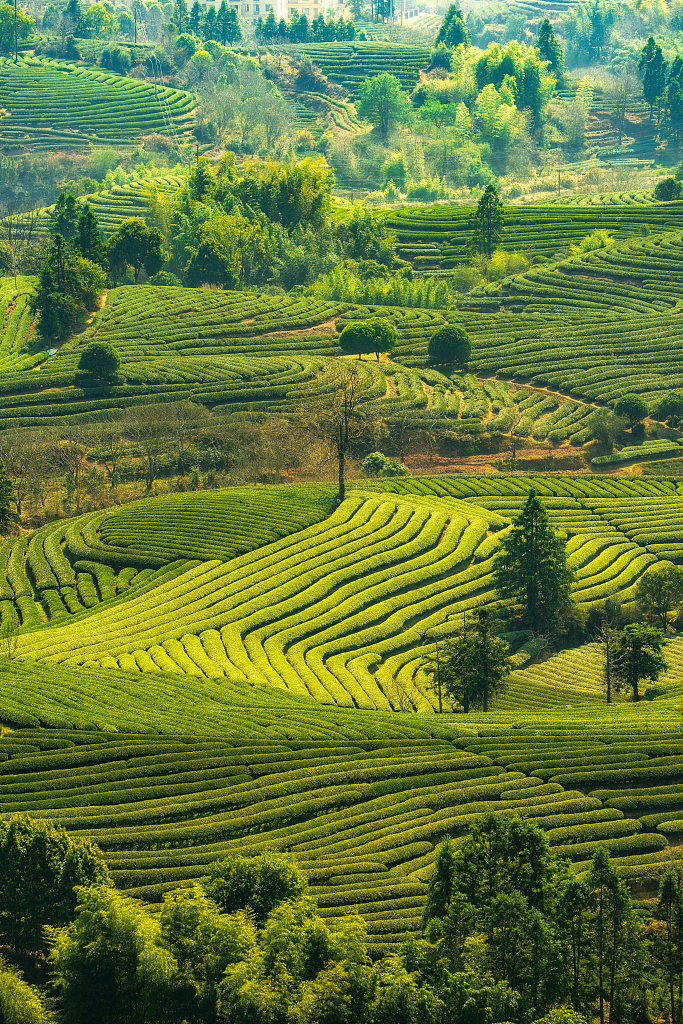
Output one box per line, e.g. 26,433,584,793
339,316,397,361
614,393,648,429
427,324,471,366
78,341,120,383
657,390,683,426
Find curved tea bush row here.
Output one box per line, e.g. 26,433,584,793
540,189,661,206
386,203,683,268
36,176,185,237
15,494,501,710
0,57,195,143
300,42,431,97
0,355,366,427
0,726,681,945
355,474,680,500
593,440,683,466
0,486,335,627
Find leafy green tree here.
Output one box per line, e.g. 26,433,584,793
73,202,107,268
556,878,593,1012
78,341,120,384
0,2,33,52
0,460,16,536
658,390,683,426
640,36,667,118
50,885,176,1024
536,18,564,81
107,217,164,284
357,73,412,139
654,177,683,200
427,324,471,366
159,885,255,1020
654,869,683,1024
50,192,79,242
493,490,574,631
31,234,107,343
435,3,469,47
0,959,53,1024
635,561,683,629
339,316,396,361
470,183,504,258
361,452,407,478
339,206,396,266
427,608,512,713
613,392,648,428
0,814,110,953
611,622,668,701
204,851,307,925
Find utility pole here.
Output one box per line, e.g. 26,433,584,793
558,169,560,196
134,6,137,43
14,0,18,62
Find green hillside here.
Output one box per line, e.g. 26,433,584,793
0,57,195,150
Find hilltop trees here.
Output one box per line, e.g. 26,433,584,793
493,490,574,631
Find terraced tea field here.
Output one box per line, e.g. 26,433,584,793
2,478,682,709
386,202,683,271
0,57,195,149
300,42,431,97
3,478,683,948
0,714,683,952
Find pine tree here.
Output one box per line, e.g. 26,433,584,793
493,490,574,631
73,203,106,268
640,36,668,119
470,183,504,258
536,18,564,82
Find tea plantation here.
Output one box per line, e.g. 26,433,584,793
1,475,683,947
386,202,683,270
300,41,431,97
5,186,683,952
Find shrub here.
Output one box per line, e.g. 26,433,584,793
361,452,408,478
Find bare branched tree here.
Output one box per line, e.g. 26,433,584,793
302,361,372,500
124,405,173,494
1,205,40,289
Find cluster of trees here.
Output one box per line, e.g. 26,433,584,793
428,489,675,714
156,155,396,289
7,811,683,1024
421,813,683,1022
256,9,355,44
0,1,34,52
32,196,162,341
